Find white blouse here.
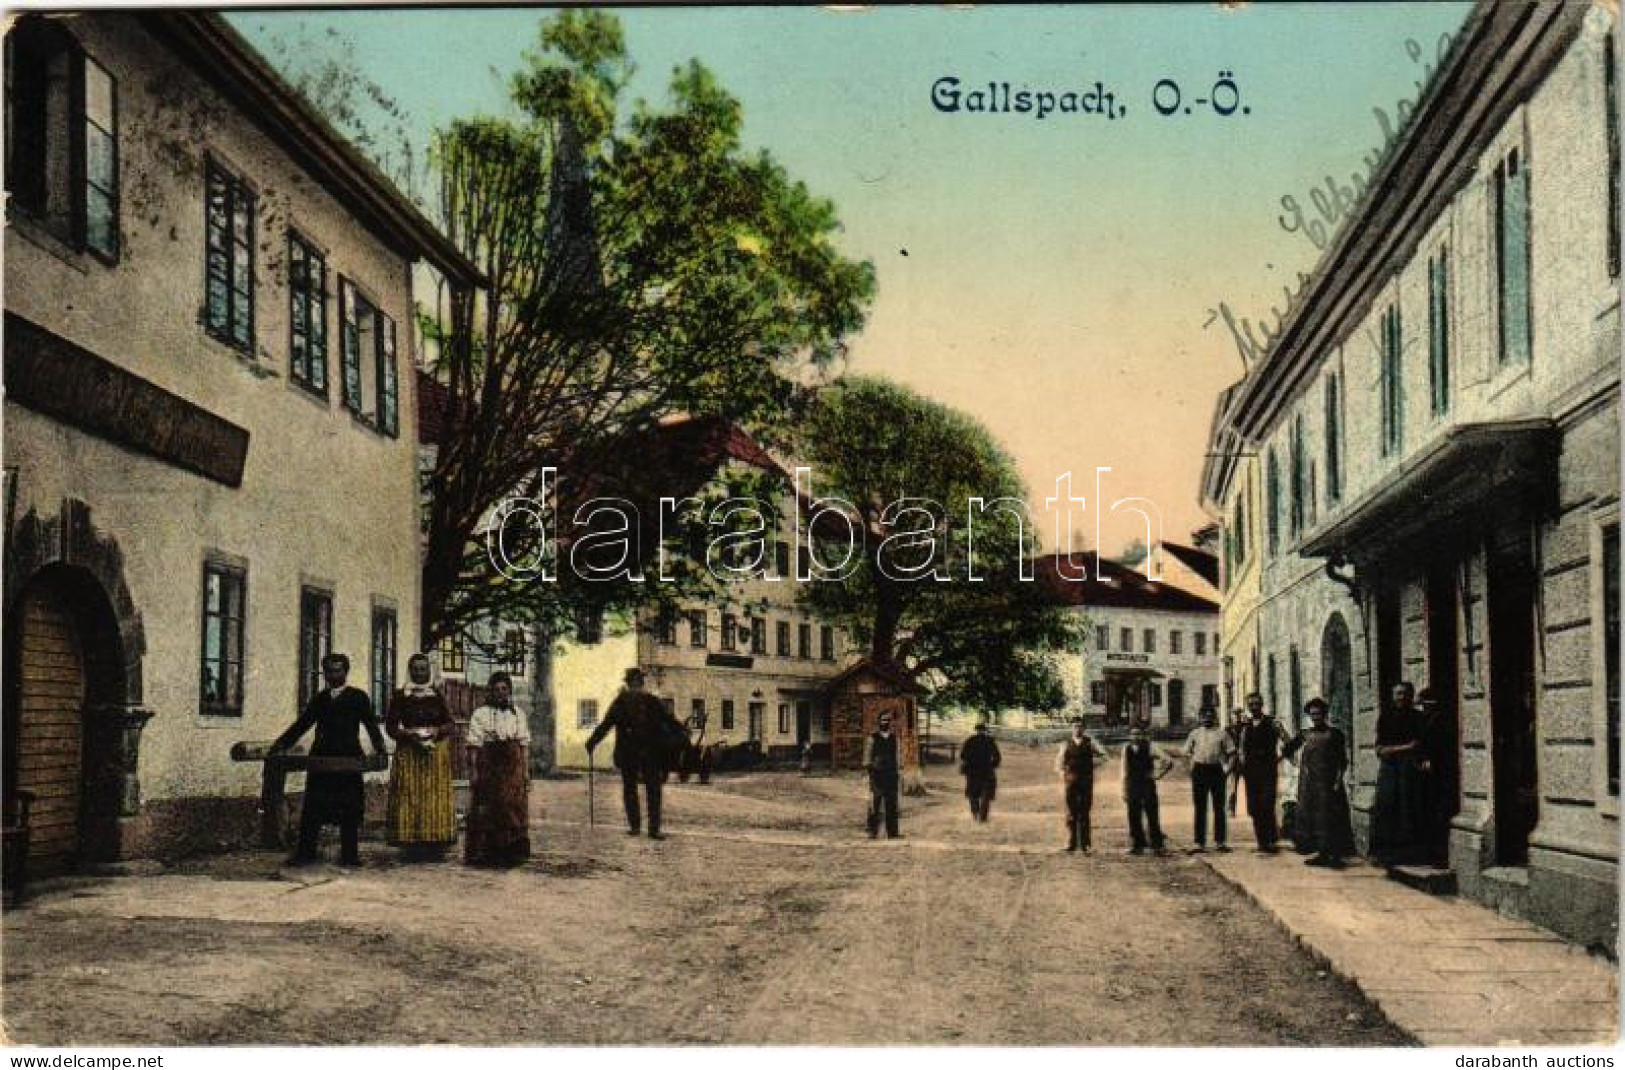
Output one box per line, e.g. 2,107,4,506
466,704,530,747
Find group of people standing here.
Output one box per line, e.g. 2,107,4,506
269,659,686,867
946,692,1364,866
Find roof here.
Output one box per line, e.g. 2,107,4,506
822,656,926,697
1221,1,1587,443
1160,541,1219,587
1033,552,1219,616
138,13,483,289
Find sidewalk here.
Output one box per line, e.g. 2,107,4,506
1201,849,1619,1046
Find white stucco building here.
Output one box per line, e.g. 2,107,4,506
3,12,478,867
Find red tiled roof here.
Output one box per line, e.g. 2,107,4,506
1034,552,1219,615
1161,541,1220,587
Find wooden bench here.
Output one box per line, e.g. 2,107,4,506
230,742,387,848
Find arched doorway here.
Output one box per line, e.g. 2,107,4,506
3,566,128,872
1320,613,1355,782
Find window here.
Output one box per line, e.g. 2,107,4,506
1143,628,1156,654
1494,146,1531,368
1266,449,1281,556
1090,681,1106,704
1149,682,1162,707
775,541,791,579
1428,247,1450,415
1201,683,1220,710
5,20,118,259
751,617,767,656
1603,521,1620,795
371,607,398,715
654,608,677,646
503,628,528,676
1120,627,1133,652
1289,645,1303,723
778,703,791,735
820,625,836,661
798,622,812,659
1380,303,1403,456
439,633,465,674
1324,373,1343,505
199,561,245,715
206,160,255,352
338,279,399,435
1095,625,1110,651
661,697,676,721
720,613,737,652
1194,631,1207,658
577,699,599,729
1170,631,1182,655
690,698,706,728
1608,43,1620,278
721,699,736,731
688,610,707,648
575,605,603,645
1289,415,1306,536
776,620,791,657
288,232,328,395
298,587,333,710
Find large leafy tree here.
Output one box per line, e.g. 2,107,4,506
794,377,1081,715
416,12,875,646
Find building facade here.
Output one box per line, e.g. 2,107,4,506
1212,2,1619,945
3,13,476,867
1023,551,1221,730
1203,386,1268,717
550,427,858,769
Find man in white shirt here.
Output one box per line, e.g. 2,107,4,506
1183,706,1236,852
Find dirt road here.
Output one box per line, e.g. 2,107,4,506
2,743,1409,1045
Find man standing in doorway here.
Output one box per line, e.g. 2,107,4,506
1238,692,1284,852
864,710,903,839
587,668,684,840
1184,706,1236,853
1056,717,1106,853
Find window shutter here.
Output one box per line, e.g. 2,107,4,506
379,311,398,436
340,278,361,411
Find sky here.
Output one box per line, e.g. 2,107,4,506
233,2,1472,555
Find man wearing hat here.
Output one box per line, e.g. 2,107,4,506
1055,717,1107,852
587,668,686,839
958,719,1002,822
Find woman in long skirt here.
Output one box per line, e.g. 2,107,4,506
464,671,532,867
385,653,457,861
1283,697,1354,866
1370,681,1426,864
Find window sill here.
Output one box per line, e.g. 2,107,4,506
203,327,277,380
8,213,94,275
288,376,331,409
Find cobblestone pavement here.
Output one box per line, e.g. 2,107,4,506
2,745,1412,1046
1200,849,1618,1046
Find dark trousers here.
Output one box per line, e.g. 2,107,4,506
1191,763,1228,846
621,757,664,834
1243,764,1279,847
867,771,900,837
1126,786,1164,850
966,775,995,822
1065,778,1094,849
295,808,359,864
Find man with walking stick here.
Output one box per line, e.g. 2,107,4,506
586,668,686,839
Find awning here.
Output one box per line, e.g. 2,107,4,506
1298,419,1558,563
1102,666,1166,679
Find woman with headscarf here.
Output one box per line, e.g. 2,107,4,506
385,652,458,861
1282,697,1354,867
464,671,532,867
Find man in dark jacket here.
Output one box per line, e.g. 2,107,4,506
272,653,388,867
958,720,1001,822
1238,691,1284,852
863,711,903,839
586,668,685,839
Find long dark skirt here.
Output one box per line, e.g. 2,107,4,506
1294,773,1355,858
1371,755,1424,863
465,740,531,867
